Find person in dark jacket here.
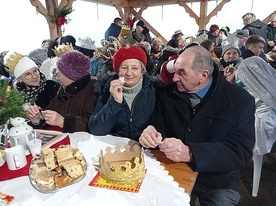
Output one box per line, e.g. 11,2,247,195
104,17,123,40
241,34,266,59
27,50,97,133
242,12,267,52
139,45,255,205
3,51,59,109
126,20,152,45
267,14,276,52
88,46,158,141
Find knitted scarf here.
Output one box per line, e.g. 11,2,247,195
220,58,241,68
16,72,47,103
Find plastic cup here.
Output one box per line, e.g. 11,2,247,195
27,139,42,157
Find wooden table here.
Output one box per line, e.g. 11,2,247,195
151,149,198,195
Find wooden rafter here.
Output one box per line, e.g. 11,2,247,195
30,1,276,44
29,0,76,38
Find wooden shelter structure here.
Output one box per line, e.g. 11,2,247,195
30,0,275,44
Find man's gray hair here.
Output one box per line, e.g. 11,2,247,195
185,45,214,75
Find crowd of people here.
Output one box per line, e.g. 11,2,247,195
1,12,276,206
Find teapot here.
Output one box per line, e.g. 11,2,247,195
8,117,33,150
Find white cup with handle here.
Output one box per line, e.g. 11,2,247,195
4,145,27,170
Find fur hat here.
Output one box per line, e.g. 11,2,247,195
57,50,90,81
4,51,37,79
75,37,96,50
112,46,147,73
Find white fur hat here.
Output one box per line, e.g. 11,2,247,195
75,37,96,50
4,51,37,79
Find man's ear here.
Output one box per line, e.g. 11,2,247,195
200,70,210,80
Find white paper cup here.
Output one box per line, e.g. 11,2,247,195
4,145,27,170
27,139,42,157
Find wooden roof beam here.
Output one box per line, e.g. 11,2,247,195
205,0,230,25
131,8,168,44
178,1,199,23
263,10,276,24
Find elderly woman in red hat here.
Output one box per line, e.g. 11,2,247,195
88,45,160,141
27,50,97,133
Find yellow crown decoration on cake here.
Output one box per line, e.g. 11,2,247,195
99,144,145,186
52,43,74,57
3,52,24,74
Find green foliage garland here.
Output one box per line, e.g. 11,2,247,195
51,8,74,26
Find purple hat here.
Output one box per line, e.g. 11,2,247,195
57,50,90,81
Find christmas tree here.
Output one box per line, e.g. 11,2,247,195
0,80,26,125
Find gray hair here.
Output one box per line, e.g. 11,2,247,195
184,45,214,76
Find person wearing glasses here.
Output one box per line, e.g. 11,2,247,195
27,50,97,133
3,51,60,109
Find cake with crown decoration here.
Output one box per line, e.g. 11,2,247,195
99,144,145,186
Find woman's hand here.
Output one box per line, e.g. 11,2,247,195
109,79,124,103
41,110,64,128
27,105,42,124
223,65,235,77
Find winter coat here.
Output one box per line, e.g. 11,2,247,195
150,67,255,191
104,23,121,40
88,74,158,141
45,75,97,133
35,80,60,109
267,24,276,52
243,19,268,52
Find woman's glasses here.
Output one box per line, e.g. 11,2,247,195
23,68,39,80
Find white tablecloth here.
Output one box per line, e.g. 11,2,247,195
0,133,190,206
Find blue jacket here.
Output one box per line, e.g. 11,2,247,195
88,74,157,141
104,23,121,40
150,67,255,191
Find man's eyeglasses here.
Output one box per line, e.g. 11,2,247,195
23,68,39,80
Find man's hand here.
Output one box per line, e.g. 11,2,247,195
139,125,162,148
159,138,191,162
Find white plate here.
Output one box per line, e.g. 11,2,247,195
29,151,87,193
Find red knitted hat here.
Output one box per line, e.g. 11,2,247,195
112,46,147,73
